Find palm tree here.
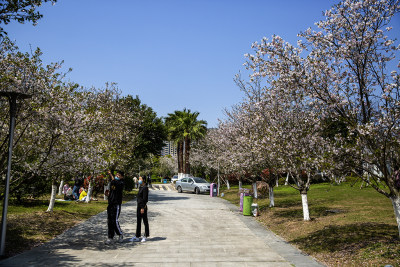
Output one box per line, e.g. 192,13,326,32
165,110,185,175
165,109,207,176
181,110,207,174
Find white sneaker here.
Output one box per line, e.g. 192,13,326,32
141,236,146,242
118,235,124,243
105,238,113,245
130,236,140,242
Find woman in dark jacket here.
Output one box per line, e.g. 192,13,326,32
130,176,150,242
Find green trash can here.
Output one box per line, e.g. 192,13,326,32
243,196,253,216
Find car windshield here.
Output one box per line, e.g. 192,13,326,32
193,178,207,183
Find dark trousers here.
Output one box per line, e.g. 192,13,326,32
136,206,149,238
107,204,123,239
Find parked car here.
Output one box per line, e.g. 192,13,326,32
175,177,210,194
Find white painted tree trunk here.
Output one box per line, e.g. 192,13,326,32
285,173,289,185
47,184,57,212
58,180,64,195
226,179,230,190
86,180,93,203
178,173,184,179
391,196,400,238
276,178,279,187
252,182,258,198
239,179,242,189
104,183,110,200
301,193,310,221
217,175,220,197
269,187,275,207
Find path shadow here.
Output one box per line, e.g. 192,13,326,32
147,236,167,242
149,195,190,202
2,191,181,264
0,252,81,266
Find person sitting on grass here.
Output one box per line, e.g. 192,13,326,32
78,188,87,202
64,187,74,201
73,174,84,200
63,183,69,195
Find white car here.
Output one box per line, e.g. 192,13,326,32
175,177,210,194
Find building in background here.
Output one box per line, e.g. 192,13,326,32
161,141,177,156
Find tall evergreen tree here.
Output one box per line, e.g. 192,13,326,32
166,109,207,175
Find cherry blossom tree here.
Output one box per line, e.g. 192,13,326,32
0,39,145,210
301,0,400,232
0,38,63,200
245,0,400,227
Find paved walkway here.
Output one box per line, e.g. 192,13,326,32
1,189,324,267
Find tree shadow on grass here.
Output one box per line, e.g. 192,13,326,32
274,198,302,208
4,224,38,258
9,198,49,207
292,223,400,255
267,205,346,219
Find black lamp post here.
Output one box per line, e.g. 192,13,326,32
0,91,32,257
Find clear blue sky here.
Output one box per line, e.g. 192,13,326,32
5,0,400,127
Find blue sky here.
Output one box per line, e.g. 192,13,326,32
5,0,400,127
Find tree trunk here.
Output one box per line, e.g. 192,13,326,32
177,140,184,174
301,193,310,221
58,180,64,195
184,136,190,175
217,173,220,196
252,182,258,198
226,179,230,190
269,186,275,207
285,173,289,185
391,196,400,238
239,177,242,189
276,178,279,187
104,182,110,200
86,178,93,203
47,181,57,212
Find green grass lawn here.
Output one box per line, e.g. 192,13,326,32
1,190,137,258
221,182,400,267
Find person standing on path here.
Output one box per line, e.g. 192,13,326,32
130,176,150,242
105,170,125,244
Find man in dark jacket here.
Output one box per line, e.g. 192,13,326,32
72,174,84,200
105,170,125,244
130,176,149,242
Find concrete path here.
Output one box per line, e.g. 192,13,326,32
1,189,324,267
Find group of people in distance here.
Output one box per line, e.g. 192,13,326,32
105,170,150,244
62,175,90,202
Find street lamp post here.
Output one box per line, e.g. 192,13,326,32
0,92,31,257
